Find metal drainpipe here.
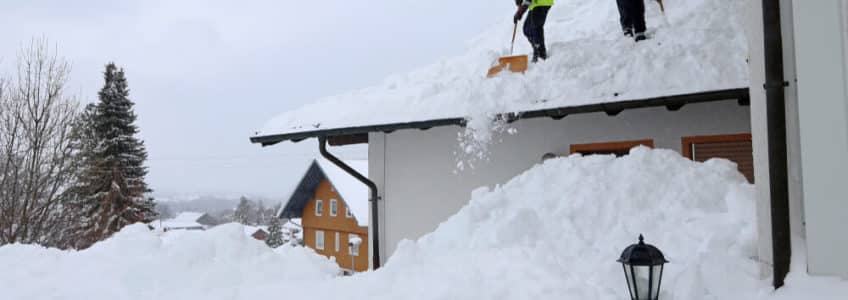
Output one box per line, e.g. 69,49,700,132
761,0,791,289
318,136,382,269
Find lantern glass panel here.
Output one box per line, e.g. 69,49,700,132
623,264,637,298
633,265,652,300
650,265,663,299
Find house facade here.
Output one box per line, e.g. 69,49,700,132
251,0,848,287
279,159,369,272
368,99,752,260
745,0,848,282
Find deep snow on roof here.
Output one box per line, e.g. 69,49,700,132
150,212,208,230
173,212,205,222
281,159,369,227
316,159,369,227
255,0,749,139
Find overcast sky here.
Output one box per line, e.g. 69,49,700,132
0,0,512,200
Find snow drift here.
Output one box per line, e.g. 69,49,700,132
8,148,831,299
257,0,749,141
344,147,762,299
0,224,339,299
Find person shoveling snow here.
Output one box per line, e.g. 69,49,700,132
616,0,648,41
486,0,553,78
514,0,553,62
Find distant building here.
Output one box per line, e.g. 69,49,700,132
243,226,269,241
278,159,369,272
151,212,213,231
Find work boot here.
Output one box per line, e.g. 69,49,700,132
623,27,634,37
634,32,647,42
532,44,547,63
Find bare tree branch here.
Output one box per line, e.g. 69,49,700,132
0,37,79,247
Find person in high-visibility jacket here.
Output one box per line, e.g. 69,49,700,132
513,0,553,62
616,0,647,41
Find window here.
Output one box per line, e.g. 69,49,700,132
349,234,360,256
330,199,338,216
346,206,353,218
315,200,323,216
682,134,754,183
570,139,654,157
335,232,340,252
315,230,325,250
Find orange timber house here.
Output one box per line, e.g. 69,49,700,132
278,159,369,272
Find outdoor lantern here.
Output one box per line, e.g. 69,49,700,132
617,234,669,300
348,235,362,274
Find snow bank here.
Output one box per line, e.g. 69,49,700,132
4,149,847,299
0,224,339,300
257,0,748,140
340,147,763,299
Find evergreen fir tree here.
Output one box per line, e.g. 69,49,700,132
265,217,284,248
234,197,253,225
73,63,156,246
65,104,99,248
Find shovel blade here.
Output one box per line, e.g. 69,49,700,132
486,55,529,78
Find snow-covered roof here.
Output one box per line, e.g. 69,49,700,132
316,159,369,227
253,0,748,143
278,159,369,227
149,212,208,230
173,212,205,222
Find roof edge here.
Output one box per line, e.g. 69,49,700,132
251,88,750,146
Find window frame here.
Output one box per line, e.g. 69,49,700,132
681,133,752,159
330,199,338,216
680,133,754,183
570,139,654,156
335,232,340,252
315,199,323,216
315,230,325,250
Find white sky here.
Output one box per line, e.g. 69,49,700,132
0,0,512,199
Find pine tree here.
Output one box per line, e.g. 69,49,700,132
234,197,253,225
256,201,266,225
265,217,284,248
73,63,156,246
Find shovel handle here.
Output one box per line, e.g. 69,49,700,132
510,23,518,55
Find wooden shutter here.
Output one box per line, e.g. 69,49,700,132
570,139,654,157
682,134,754,183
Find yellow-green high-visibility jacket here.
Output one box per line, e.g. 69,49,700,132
521,0,554,10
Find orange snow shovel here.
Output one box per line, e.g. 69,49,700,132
486,23,529,78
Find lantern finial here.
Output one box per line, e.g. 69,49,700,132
638,234,645,245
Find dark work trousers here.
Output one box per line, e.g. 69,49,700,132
523,6,550,52
616,0,646,34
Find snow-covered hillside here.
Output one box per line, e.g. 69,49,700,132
9,148,846,299
257,0,748,139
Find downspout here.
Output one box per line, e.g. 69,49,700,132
761,0,791,289
318,136,382,269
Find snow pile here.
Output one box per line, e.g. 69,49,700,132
257,0,748,141
343,147,763,299
4,149,847,299
0,224,339,300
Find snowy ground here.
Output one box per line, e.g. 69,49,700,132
3,149,845,299
257,0,748,141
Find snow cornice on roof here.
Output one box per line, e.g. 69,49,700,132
251,88,749,146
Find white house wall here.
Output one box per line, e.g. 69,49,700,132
369,101,751,263
792,0,848,278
